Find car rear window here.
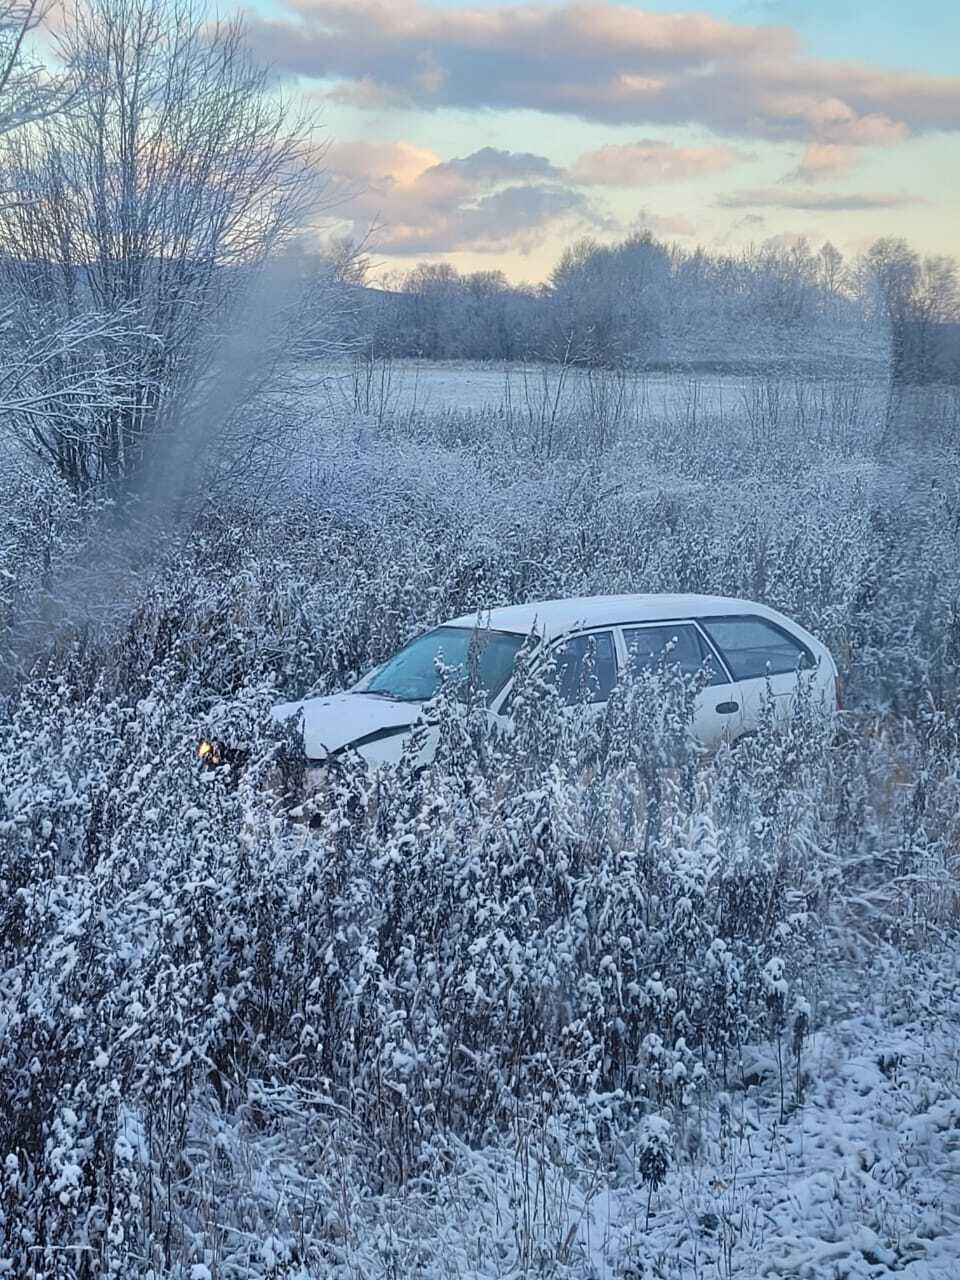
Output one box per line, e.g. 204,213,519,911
700,616,814,681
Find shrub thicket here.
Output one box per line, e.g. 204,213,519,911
1,376,959,1275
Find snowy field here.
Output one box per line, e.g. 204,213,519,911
308,357,893,429
2,367,960,1278
311,358,751,417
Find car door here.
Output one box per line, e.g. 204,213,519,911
490,628,618,735
551,628,619,713
617,621,740,747
698,615,816,733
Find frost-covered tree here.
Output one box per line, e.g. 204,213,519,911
548,233,671,365
0,0,74,138
0,0,337,496
0,2,133,482
861,237,960,400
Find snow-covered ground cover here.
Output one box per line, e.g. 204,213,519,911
208,945,960,1279
313,358,753,418
1,371,959,1277
309,357,892,437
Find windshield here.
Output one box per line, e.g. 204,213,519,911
363,626,525,704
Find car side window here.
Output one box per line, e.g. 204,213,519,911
623,624,727,686
700,616,814,681
553,631,618,705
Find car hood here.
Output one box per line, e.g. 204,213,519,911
271,690,421,760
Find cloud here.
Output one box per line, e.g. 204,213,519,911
570,140,746,187
323,141,606,254
324,76,394,110
326,140,441,186
758,230,820,252
377,186,600,255
245,0,960,146
431,147,565,184
783,143,860,184
404,184,597,254
717,187,924,211
632,209,698,238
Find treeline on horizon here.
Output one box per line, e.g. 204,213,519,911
343,232,960,382
0,0,955,508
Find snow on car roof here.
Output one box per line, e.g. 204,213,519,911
444,593,784,641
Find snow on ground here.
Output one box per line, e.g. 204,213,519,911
5,364,958,1278
214,948,960,1279
308,360,796,418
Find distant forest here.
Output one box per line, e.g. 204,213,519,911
336,232,960,382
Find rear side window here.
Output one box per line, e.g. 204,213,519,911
623,624,726,686
701,616,814,681
553,631,618,705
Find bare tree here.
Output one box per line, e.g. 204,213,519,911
864,239,919,327
864,238,959,385
0,0,339,496
816,241,845,296
0,0,76,138
0,0,142,490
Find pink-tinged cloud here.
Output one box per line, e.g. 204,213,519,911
718,187,924,211
244,0,960,144
326,140,442,186
324,141,608,254
571,140,746,186
784,143,860,184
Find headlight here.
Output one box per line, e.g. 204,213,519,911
197,738,251,774
197,738,225,767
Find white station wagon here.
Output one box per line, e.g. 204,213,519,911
272,594,840,772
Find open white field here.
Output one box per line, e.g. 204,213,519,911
307,358,894,426
311,359,744,416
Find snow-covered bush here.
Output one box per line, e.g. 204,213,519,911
1,371,959,1275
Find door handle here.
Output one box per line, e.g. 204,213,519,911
715,701,739,715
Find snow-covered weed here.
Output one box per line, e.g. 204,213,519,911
1,373,959,1275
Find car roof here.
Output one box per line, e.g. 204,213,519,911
443,593,790,642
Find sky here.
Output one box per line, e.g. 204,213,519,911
237,0,960,283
